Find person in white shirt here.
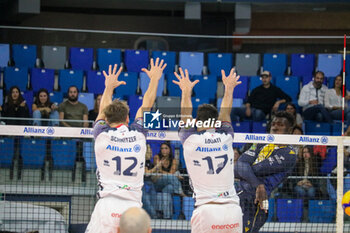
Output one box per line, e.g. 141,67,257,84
298,71,332,122
175,67,242,233
86,58,166,233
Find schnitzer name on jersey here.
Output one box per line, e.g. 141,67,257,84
110,136,137,143
195,146,221,152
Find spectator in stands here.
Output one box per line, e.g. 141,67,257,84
88,94,102,123
32,88,59,126
294,146,319,199
292,125,303,135
285,102,303,128
118,207,152,233
298,71,332,123
325,75,350,124
1,86,30,125
231,70,291,121
58,85,88,127
233,147,241,163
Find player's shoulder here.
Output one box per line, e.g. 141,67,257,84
277,145,296,155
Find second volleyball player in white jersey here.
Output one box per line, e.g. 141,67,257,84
174,67,243,233
86,58,166,233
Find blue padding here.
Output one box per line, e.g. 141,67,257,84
308,200,336,223
4,67,28,92
275,76,300,101
83,141,97,171
179,52,203,76
87,70,105,94
140,72,164,96
113,72,138,99
232,121,251,133
305,121,331,136
51,140,76,169
182,197,195,220
12,44,37,68
166,73,181,97
320,147,337,175
49,92,63,105
192,75,217,100
252,121,267,134
263,53,287,77
58,69,84,94
0,44,10,68
21,90,33,115
233,76,248,99
128,95,143,121
97,48,122,72
207,53,233,76
0,138,15,168
172,196,181,220
31,68,55,93
291,54,315,78
266,199,275,222
78,92,94,111
69,47,93,71
20,138,46,169
276,199,303,222
124,50,149,72
152,51,176,74
317,54,342,78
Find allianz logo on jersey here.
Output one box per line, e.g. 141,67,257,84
23,127,55,136
143,110,221,130
244,134,275,142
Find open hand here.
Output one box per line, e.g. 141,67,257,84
221,68,241,90
102,64,125,90
173,67,199,93
142,58,167,81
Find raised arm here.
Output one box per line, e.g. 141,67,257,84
218,68,241,122
96,64,124,121
173,68,199,122
135,58,167,119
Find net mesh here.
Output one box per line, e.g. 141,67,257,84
0,125,349,233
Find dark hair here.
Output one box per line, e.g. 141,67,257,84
104,99,129,124
296,146,318,176
7,86,25,106
333,75,344,95
285,102,296,116
292,125,303,135
196,104,218,123
158,141,173,158
273,111,295,128
314,70,325,78
68,85,79,94
34,88,51,107
94,94,102,113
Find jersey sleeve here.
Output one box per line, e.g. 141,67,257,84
93,120,109,139
130,117,148,137
215,121,234,139
178,127,197,144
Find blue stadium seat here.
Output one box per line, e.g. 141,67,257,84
0,44,10,68
4,67,28,91
83,141,97,171
140,72,164,96
263,53,287,77
232,121,251,133
182,197,195,220
12,44,37,68
308,200,336,223
128,95,143,121
49,92,63,105
0,89,3,106
51,140,77,169
113,72,138,99
276,199,303,222
275,76,300,101
152,51,176,74
20,138,46,168
320,147,337,175
193,75,217,100
87,70,105,94
192,97,210,117
173,195,181,220
166,73,181,96
233,98,244,108
179,52,204,75
124,49,149,72
42,45,67,70
69,47,94,71
58,69,84,93
0,138,15,168
327,76,336,88
97,48,122,72
31,68,55,93
78,93,94,110
252,121,267,134
267,199,275,222
235,53,260,76
233,76,248,99
207,53,233,77
305,121,331,136
249,76,262,92
317,54,342,77
156,96,181,118
21,90,34,115
291,54,315,78
346,54,350,76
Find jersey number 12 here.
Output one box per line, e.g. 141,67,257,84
202,154,228,175
112,156,138,177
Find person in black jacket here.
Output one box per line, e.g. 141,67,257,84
231,70,291,121
1,86,30,125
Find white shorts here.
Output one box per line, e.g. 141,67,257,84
191,203,242,233
85,197,141,233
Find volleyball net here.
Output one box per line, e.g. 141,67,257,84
0,124,349,233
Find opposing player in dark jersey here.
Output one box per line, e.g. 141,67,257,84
86,58,166,233
234,111,297,233
175,67,243,233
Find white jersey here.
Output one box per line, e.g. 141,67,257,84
93,119,147,204
179,121,239,207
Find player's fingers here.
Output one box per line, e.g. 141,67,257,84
120,81,126,85
221,70,226,80
192,79,200,86
108,65,112,75
174,72,181,80
229,67,235,76
179,67,185,78
150,58,154,68
116,66,123,77
172,80,180,85
112,64,117,75
236,81,242,85
159,59,164,68
185,69,189,79
142,68,150,77
155,57,159,67
161,63,167,70
102,70,108,78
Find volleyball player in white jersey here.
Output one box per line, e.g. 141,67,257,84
174,67,242,233
86,58,166,233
